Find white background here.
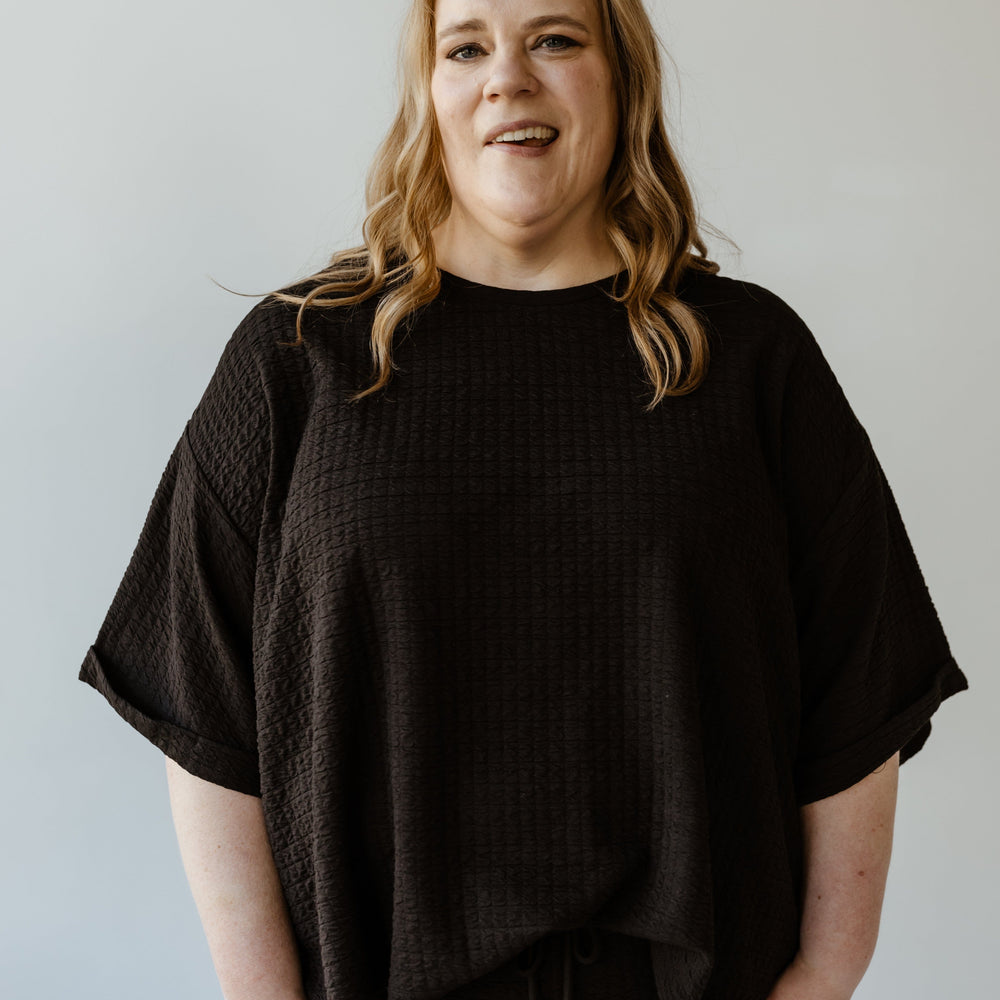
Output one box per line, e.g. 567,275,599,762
1,1,994,997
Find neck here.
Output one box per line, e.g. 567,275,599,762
431,208,622,291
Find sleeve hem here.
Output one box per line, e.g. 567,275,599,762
79,645,261,797
794,654,968,806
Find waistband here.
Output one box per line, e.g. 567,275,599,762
514,925,602,1000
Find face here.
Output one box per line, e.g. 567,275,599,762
430,0,619,246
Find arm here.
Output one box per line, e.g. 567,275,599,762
165,756,307,1000
767,751,900,1000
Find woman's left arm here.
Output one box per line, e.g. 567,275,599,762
766,751,900,1000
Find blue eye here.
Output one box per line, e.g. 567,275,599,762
447,43,484,61
537,35,579,50
445,35,581,61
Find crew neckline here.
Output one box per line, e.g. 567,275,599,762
437,267,626,306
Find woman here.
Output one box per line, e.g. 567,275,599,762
79,1,968,999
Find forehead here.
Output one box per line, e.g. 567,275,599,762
433,0,600,28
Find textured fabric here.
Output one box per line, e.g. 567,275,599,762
79,266,968,1000
440,925,659,1000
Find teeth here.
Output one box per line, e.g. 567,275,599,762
491,125,558,143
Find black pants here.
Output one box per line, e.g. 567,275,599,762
440,926,659,1000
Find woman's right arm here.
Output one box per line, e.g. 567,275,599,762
164,756,307,1000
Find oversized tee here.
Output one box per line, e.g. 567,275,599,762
79,266,969,1000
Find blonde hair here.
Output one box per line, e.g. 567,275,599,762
267,0,729,410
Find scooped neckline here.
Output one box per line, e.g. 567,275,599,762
437,267,627,306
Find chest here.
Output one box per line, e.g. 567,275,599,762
277,314,784,584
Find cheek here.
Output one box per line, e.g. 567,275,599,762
430,76,455,146
592,75,619,148
431,74,476,149
562,68,618,150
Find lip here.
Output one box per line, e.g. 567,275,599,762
484,119,559,145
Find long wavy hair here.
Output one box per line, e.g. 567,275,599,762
266,0,729,410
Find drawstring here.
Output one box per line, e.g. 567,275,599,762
514,926,602,1000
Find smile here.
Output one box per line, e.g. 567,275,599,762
487,125,559,148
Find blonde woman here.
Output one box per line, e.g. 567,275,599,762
79,1,968,999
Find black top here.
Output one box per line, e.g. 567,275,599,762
79,266,968,1000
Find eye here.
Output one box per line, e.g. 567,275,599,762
535,35,580,51
447,42,485,61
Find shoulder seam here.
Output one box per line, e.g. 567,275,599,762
180,422,259,555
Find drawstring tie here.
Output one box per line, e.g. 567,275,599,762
515,926,602,1000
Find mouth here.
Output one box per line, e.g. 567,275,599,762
485,124,559,148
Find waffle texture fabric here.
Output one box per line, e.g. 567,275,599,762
79,266,968,1000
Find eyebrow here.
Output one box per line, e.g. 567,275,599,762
436,14,593,44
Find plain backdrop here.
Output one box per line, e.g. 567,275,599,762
1,1,995,997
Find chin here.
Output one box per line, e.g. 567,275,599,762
480,196,562,232
495,210,558,231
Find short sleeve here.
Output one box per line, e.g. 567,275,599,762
78,311,274,797
779,316,969,806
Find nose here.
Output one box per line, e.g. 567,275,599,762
482,46,539,101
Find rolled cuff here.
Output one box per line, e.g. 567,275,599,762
80,644,261,797
794,655,968,805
